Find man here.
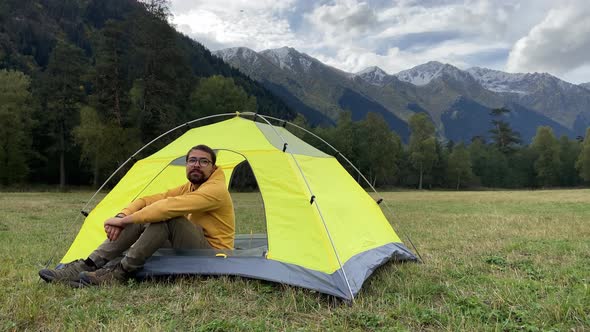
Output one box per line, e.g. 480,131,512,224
39,144,235,286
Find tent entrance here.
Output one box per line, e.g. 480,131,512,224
228,159,268,255
171,150,269,255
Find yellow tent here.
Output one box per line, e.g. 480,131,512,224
62,113,416,300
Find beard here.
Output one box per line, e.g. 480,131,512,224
187,169,207,185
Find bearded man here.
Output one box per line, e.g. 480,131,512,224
39,144,235,286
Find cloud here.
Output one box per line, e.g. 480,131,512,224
170,0,298,51
507,0,590,75
304,0,378,39
301,0,531,73
313,39,508,75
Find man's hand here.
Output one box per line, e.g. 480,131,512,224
104,216,133,241
105,224,123,241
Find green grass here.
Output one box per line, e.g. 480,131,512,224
0,189,589,331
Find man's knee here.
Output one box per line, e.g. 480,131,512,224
165,217,194,232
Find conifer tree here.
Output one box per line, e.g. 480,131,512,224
489,108,521,153
408,113,436,189
531,126,561,187
447,143,473,189
39,41,87,190
0,70,35,185
576,128,590,182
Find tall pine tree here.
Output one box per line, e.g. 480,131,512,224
38,41,87,190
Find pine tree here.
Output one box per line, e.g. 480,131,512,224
576,128,590,182
38,41,87,190
408,113,436,189
489,108,521,153
93,19,130,125
558,135,581,186
0,70,35,185
356,113,402,187
531,126,561,187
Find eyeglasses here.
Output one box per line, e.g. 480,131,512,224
187,158,212,167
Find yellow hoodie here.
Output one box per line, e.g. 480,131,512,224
120,167,235,249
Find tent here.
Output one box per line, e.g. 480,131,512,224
62,113,417,301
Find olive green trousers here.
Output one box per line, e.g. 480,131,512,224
88,217,211,272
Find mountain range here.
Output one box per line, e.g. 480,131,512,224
215,46,590,143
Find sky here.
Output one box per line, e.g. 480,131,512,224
170,0,590,84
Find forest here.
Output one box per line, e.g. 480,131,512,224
0,0,589,190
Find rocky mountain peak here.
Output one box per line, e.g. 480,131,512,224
355,66,390,86
214,47,262,65
260,46,317,73
395,61,467,86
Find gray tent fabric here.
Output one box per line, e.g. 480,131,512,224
136,235,416,301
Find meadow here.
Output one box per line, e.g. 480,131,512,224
0,189,588,331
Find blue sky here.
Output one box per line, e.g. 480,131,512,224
171,0,590,84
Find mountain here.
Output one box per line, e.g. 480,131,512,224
354,66,392,86
579,82,590,90
216,47,411,138
467,67,590,133
466,67,529,94
216,46,590,142
396,61,473,86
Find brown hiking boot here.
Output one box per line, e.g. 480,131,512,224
78,263,130,286
39,259,96,283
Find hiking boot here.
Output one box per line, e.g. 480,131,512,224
39,259,96,283
78,263,130,286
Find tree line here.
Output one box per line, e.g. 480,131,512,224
294,109,590,189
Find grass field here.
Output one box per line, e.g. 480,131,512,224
0,189,589,331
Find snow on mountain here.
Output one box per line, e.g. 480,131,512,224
259,46,315,73
214,47,262,66
354,66,390,86
468,67,584,95
466,67,530,94
395,61,471,85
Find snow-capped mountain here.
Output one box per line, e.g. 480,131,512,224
259,47,320,74
466,67,590,131
215,47,261,66
467,67,581,96
580,82,590,90
395,61,474,86
214,46,590,142
354,66,391,86
466,67,529,94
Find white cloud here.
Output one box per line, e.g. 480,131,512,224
507,0,590,76
170,0,298,51
314,39,508,75
304,0,378,40
374,0,523,41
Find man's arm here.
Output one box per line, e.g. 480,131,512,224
105,184,187,241
131,183,226,223
119,184,187,216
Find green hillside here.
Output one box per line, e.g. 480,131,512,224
0,0,294,187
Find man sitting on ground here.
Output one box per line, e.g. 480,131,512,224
39,144,235,286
